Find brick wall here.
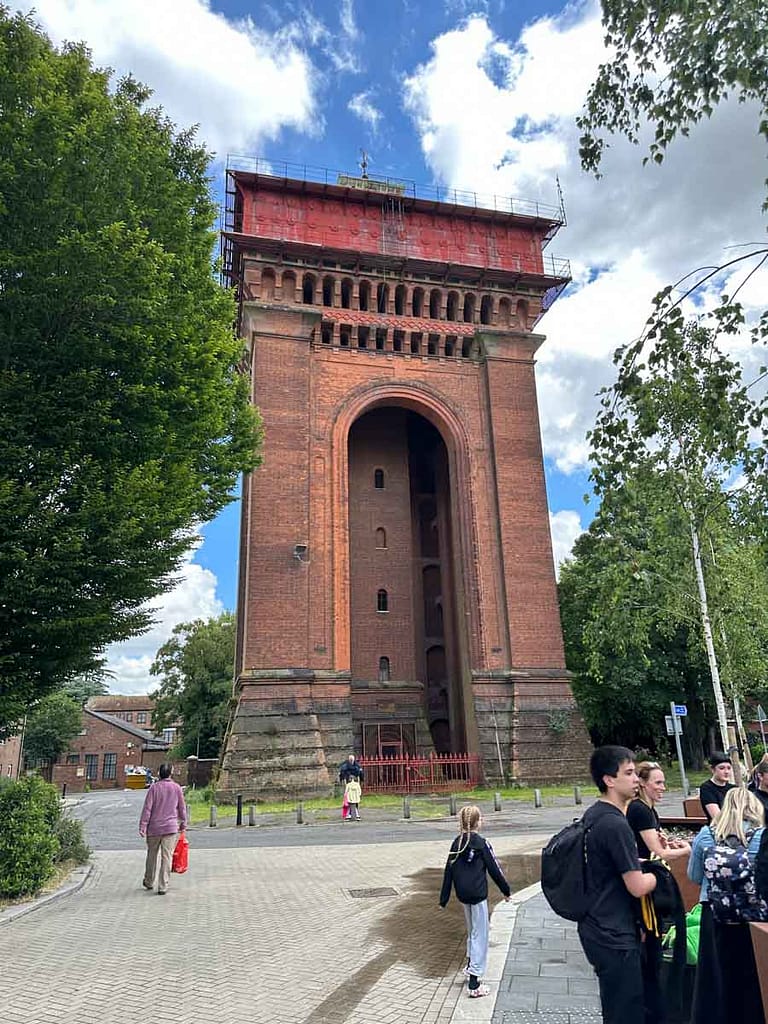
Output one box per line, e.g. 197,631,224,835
51,712,167,792
0,734,21,779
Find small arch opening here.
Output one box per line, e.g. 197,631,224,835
375,527,387,549
281,269,296,301
359,280,371,311
395,284,407,316
377,589,389,613
378,656,391,682
498,297,511,327
429,289,441,319
322,276,334,307
412,287,424,317
463,293,476,323
261,269,275,301
377,283,389,314
480,294,493,325
341,278,353,309
446,291,459,321
516,298,529,329
374,468,385,489
302,273,316,304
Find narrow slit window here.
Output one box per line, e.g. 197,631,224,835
377,589,389,612
376,527,387,549
374,469,385,489
378,657,391,682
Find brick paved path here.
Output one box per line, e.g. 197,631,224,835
490,891,601,1024
1,835,544,1024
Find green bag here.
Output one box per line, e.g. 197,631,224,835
663,902,701,965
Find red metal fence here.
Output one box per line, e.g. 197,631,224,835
358,753,481,793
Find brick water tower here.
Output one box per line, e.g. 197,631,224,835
217,160,591,798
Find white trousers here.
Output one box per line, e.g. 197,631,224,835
463,899,489,978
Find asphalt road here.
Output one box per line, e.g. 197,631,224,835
69,788,597,851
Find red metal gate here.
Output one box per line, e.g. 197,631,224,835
358,753,481,793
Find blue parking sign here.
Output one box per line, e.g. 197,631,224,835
673,704,687,717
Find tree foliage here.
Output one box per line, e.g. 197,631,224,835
0,9,262,730
578,0,768,198
23,691,83,764
150,613,235,759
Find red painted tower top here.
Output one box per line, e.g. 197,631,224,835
223,158,569,316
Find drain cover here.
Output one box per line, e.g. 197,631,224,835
347,887,399,899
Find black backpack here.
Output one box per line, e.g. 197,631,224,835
541,817,592,922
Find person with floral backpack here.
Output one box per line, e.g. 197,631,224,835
687,786,766,1022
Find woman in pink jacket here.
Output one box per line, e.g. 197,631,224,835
139,763,187,895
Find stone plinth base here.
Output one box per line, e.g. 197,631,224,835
472,669,592,784
216,670,353,801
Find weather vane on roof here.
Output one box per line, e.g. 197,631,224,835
359,148,369,180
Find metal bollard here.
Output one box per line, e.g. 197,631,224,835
449,794,457,815
61,783,67,799
574,785,582,806
185,802,191,825
248,804,256,826
236,794,243,827
296,801,304,824
403,796,411,819
209,804,218,828
494,791,501,812
534,788,542,808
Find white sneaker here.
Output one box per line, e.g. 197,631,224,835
468,984,490,999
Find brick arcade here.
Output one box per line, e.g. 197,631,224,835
216,162,591,798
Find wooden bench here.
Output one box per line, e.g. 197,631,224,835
659,796,707,829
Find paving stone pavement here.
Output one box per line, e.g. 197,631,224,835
1,833,551,1024
489,891,602,1024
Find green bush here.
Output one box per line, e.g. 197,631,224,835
54,815,90,865
0,775,60,898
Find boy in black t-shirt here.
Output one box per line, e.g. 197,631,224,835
577,746,657,1024
698,752,734,823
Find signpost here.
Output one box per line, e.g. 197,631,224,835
759,705,768,755
669,701,690,796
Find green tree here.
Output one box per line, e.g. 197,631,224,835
0,9,262,733
587,311,768,750
62,664,111,707
578,0,768,197
150,613,235,759
23,692,83,764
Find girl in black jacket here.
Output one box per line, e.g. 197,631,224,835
439,805,511,998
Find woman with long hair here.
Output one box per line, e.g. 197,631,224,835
688,786,766,1022
627,761,691,860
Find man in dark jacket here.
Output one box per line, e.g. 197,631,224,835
339,754,364,784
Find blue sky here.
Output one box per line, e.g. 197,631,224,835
16,0,766,691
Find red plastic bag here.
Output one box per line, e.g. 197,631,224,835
172,832,189,874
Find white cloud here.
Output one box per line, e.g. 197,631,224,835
550,509,584,576
348,91,383,132
17,0,319,157
402,5,767,474
104,548,224,695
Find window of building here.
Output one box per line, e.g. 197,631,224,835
377,283,389,313
302,273,316,304
102,753,117,781
480,294,493,325
359,280,370,311
446,291,459,321
125,712,133,722
375,527,387,549
341,278,353,309
429,289,441,318
378,657,391,682
464,293,476,323
358,325,370,349
85,754,98,781
375,328,386,350
66,753,80,765
377,589,389,612
374,469,385,489
412,287,424,316
163,728,176,744
137,712,147,725
395,284,406,315
322,276,334,306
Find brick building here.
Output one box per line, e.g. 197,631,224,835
51,708,169,792
217,162,591,798
0,732,22,779
86,694,178,746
